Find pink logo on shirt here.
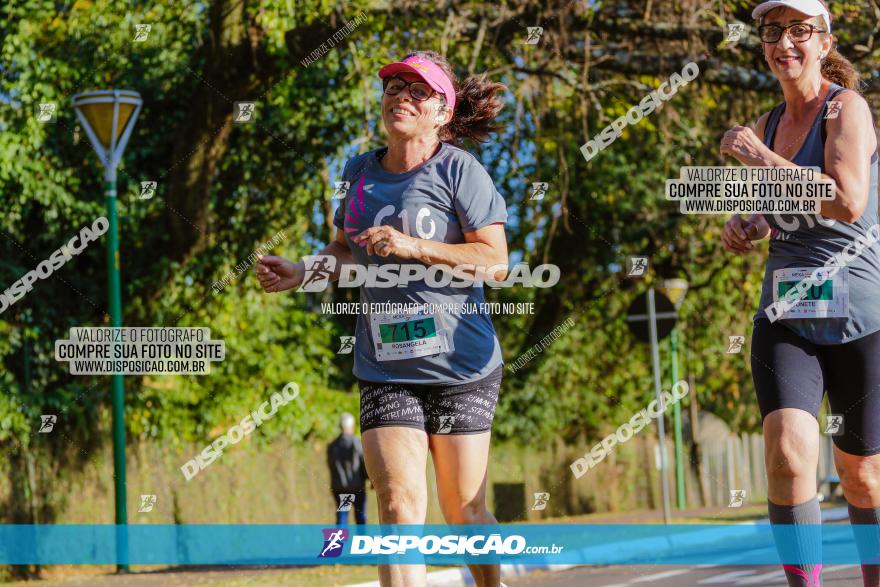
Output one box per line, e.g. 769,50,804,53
344,176,367,234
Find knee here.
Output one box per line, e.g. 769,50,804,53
838,456,880,501
374,483,425,523
441,498,489,525
765,427,819,481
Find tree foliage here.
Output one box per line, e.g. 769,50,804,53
1,0,878,533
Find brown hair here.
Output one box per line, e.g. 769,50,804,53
403,50,507,145
821,48,859,90
815,0,860,90
761,1,860,90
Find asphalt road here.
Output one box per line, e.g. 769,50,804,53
509,564,863,586
506,508,861,586
12,515,865,587
12,563,865,587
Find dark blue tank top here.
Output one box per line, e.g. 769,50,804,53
755,83,880,344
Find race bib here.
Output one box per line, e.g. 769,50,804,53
772,267,849,319
370,308,452,361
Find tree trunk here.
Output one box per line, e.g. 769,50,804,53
164,0,337,263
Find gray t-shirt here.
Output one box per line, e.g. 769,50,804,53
333,142,508,384
755,84,880,344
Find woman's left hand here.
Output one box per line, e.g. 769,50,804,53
352,225,420,259
720,125,773,167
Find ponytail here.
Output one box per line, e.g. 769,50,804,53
445,74,506,144
816,0,860,90
821,48,860,90
402,50,507,146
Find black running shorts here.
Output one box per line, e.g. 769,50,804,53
358,365,503,435
751,319,880,456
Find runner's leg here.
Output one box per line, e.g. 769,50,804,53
836,448,880,587
363,427,429,587
825,330,880,587
427,367,502,586
752,319,824,586
764,410,823,586
431,431,500,587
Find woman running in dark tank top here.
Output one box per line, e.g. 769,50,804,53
720,1,880,586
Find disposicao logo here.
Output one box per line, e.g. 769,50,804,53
319,528,349,558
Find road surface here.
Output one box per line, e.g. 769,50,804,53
509,564,862,586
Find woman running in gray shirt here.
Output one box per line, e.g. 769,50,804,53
257,51,509,587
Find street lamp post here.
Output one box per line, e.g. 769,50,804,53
71,90,142,573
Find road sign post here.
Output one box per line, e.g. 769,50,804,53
670,329,685,509
627,288,677,524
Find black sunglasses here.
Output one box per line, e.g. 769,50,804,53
758,22,826,43
382,76,444,102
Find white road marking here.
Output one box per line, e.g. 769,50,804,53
698,570,758,583
732,569,787,585
597,562,859,587
630,569,692,582
824,564,859,573
711,564,858,586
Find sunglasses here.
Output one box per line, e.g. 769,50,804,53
382,76,444,102
758,22,826,43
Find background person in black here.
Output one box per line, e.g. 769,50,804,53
327,412,368,525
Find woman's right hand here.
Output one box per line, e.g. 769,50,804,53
255,255,304,293
721,215,770,254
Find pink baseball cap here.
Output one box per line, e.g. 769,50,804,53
378,55,456,111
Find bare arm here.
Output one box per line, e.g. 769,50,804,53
818,91,875,222
721,112,773,254
255,228,354,293
726,91,876,223
745,112,772,238
317,229,356,282
413,224,509,280
351,223,509,281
